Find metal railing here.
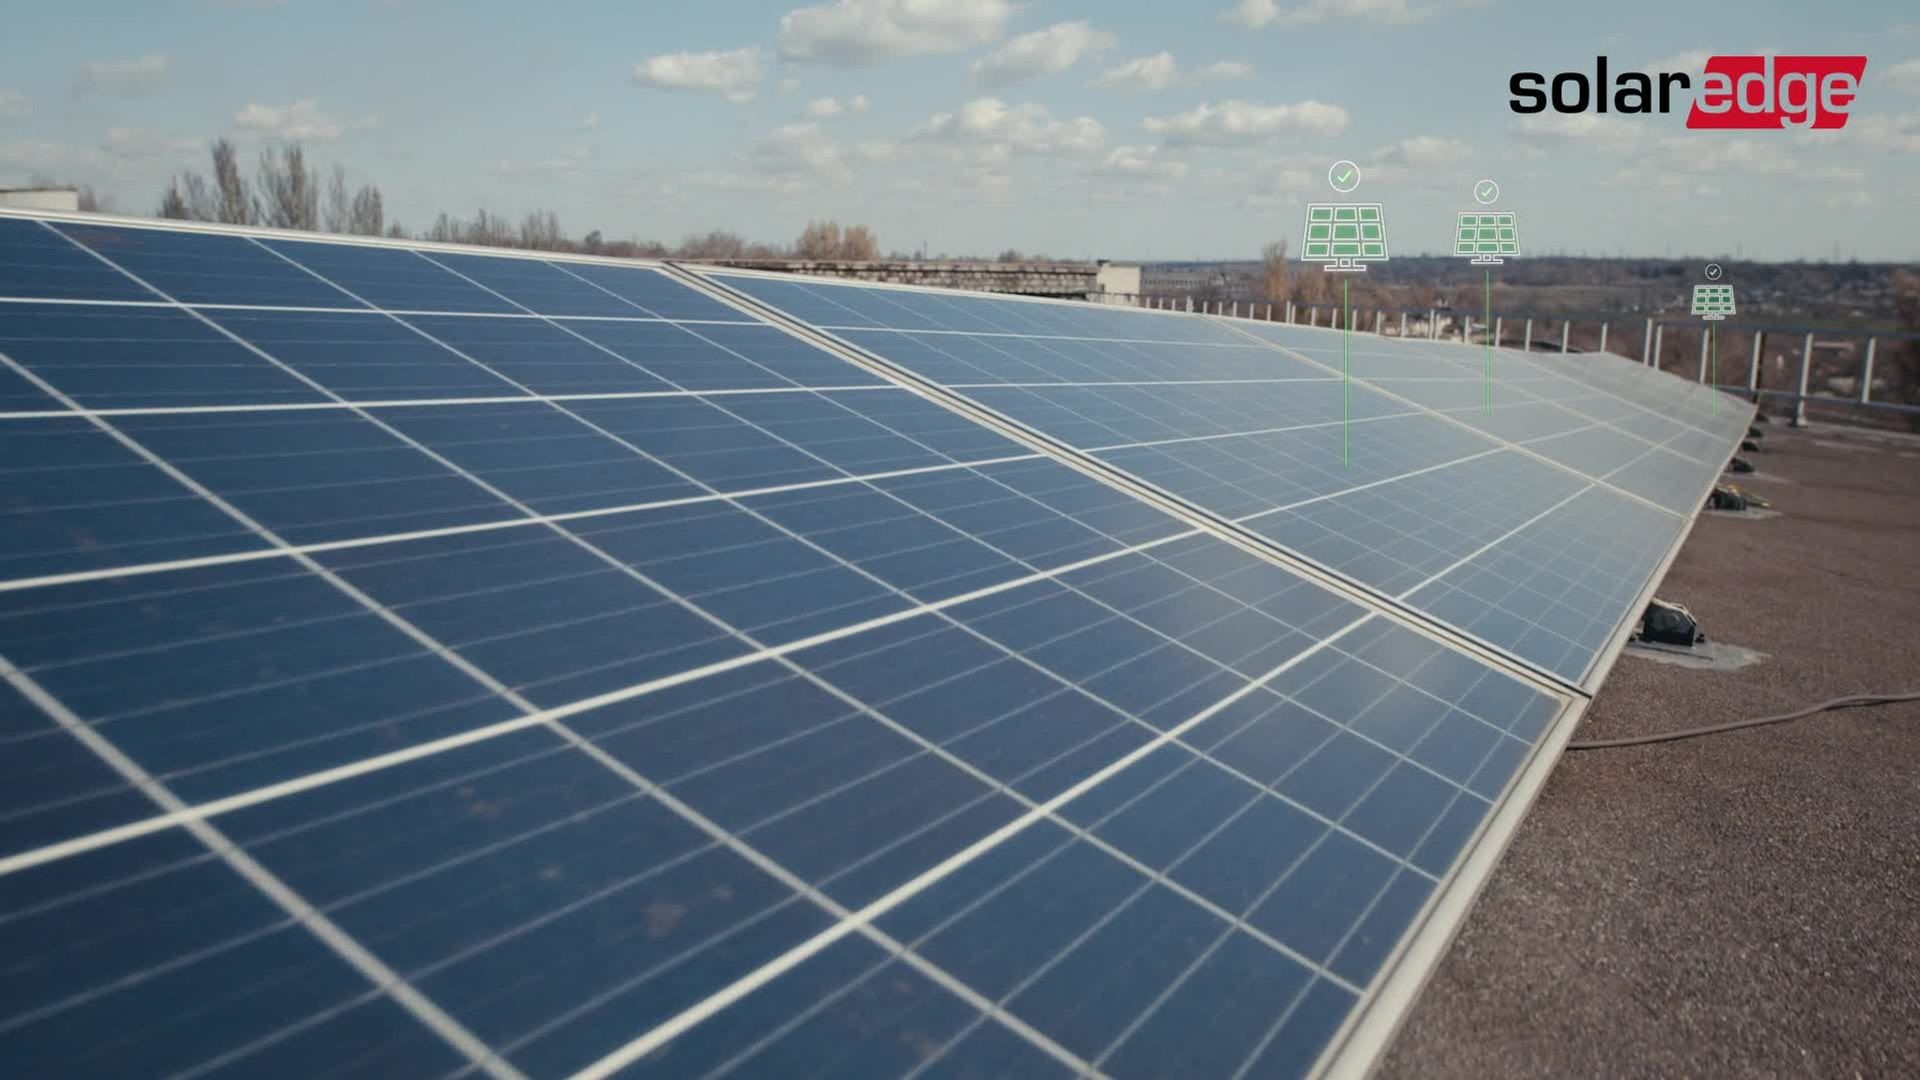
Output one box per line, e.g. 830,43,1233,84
1101,293,1919,427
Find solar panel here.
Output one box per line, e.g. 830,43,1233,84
1690,284,1736,318
1453,212,1518,260
3,208,1703,1080
705,272,1749,688
1301,204,1388,268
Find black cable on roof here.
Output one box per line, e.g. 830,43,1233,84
1566,692,1920,750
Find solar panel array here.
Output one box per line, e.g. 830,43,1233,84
1,210,1747,1080
705,270,1749,688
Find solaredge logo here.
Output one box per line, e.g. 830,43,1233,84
1510,56,1868,130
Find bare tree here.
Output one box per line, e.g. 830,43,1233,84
348,184,384,236
158,179,191,220
323,164,350,233
519,210,565,251
795,220,841,259
257,144,320,230
582,230,604,255
840,224,879,261
1262,240,1289,303
678,230,748,260
210,138,254,225
385,221,407,239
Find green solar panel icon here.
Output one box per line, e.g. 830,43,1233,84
1453,211,1518,264
1302,203,1389,272
1691,284,1736,320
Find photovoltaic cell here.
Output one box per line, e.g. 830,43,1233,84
0,212,1607,1080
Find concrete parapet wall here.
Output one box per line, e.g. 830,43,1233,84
704,259,1099,298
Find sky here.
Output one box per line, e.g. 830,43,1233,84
2,0,1918,262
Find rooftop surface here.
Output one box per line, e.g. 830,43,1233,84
1382,419,1920,1078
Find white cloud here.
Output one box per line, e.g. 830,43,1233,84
0,91,27,120
1195,60,1255,80
1095,53,1179,91
971,21,1114,87
77,53,171,93
1382,134,1472,166
803,94,870,118
1839,110,1920,153
1143,100,1349,145
779,0,1011,65
1885,58,1920,93
778,76,803,95
1639,49,1712,76
633,47,763,103
579,112,601,131
497,146,595,177
1512,111,1645,147
1221,0,1455,28
1099,144,1187,180
700,121,857,192
103,127,201,159
1093,53,1253,91
914,98,1104,155
233,99,347,141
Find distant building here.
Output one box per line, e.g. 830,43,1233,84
1093,260,1141,300
0,187,80,212
1141,264,1258,301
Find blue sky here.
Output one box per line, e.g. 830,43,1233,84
2,0,1917,261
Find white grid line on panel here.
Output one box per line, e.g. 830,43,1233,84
0,292,758,325
566,611,1377,1080
1209,318,1690,521
23,231,1104,1078
7,237,1582,1076
413,249,1428,978
692,269,1599,695
1365,323,1744,449
0,416,526,1080
0,383,897,421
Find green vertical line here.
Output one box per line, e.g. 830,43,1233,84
1343,277,1351,467
1484,267,1492,413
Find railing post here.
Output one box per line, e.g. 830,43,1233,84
1597,322,1608,355
1310,306,1318,327
1643,318,1654,364
1186,296,1193,313
1399,311,1407,338
1494,316,1503,348
1230,301,1238,318
1859,337,1877,404
1651,324,1664,369
1794,332,1813,426
1375,309,1384,334
1523,318,1533,353
1428,309,1437,339
1698,331,1710,383
1748,330,1764,400
1560,321,1570,353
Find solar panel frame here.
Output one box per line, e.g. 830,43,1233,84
0,208,1653,1080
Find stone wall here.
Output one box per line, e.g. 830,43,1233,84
704,259,1100,298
